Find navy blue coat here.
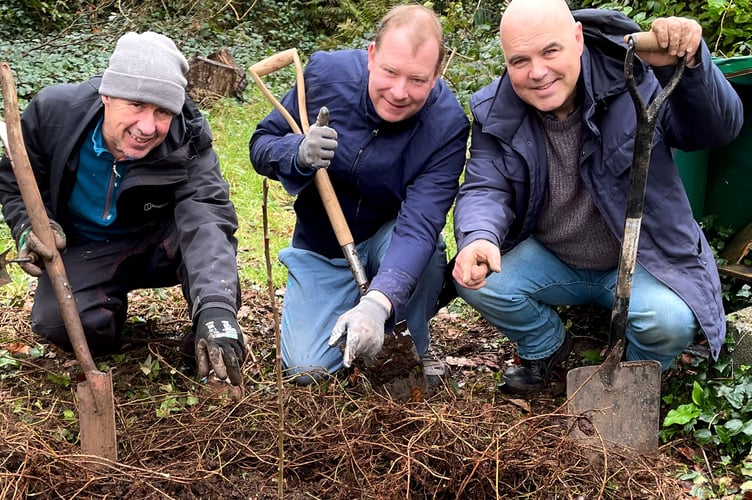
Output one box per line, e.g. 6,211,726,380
454,10,744,359
250,49,469,320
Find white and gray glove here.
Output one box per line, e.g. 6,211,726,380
328,293,390,368
296,107,338,170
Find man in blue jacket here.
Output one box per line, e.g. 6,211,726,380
0,32,246,385
452,0,743,394
250,5,469,383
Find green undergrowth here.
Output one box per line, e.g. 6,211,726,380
660,331,752,498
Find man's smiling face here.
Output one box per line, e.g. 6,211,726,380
500,2,584,120
101,96,174,160
366,25,440,123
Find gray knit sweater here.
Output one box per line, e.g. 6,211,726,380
533,107,621,270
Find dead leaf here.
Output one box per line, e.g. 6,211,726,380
445,356,476,367
446,353,500,370
409,387,424,402
677,446,698,462
236,304,252,320
507,398,532,413
6,342,29,355
576,416,595,436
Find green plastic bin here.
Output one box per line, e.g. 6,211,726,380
675,55,752,231
675,149,708,220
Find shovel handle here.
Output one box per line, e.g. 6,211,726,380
0,62,99,376
625,32,664,52
602,39,685,384
312,107,369,295
249,48,309,132
249,50,369,296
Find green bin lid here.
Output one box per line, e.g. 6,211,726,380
712,56,752,85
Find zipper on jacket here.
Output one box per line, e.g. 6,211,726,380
351,128,379,242
102,159,121,221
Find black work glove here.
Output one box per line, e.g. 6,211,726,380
195,308,247,386
16,220,67,277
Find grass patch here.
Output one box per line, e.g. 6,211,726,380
204,93,295,288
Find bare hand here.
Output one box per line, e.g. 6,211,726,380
452,239,501,290
637,17,703,67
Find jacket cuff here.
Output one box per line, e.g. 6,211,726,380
192,298,236,322
369,269,415,323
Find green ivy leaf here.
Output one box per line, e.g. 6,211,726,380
742,419,752,436
725,418,744,435
692,381,706,408
716,425,732,444
0,351,20,369
720,384,745,409
46,372,71,388
664,403,701,427
695,428,713,444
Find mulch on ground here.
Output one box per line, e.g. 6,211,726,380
0,284,695,499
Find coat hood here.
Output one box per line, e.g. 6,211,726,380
574,8,649,102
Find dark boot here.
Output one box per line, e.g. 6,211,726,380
500,332,572,394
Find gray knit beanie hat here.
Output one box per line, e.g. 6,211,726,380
99,31,189,115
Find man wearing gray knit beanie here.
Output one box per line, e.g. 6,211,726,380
0,32,247,386
100,31,188,116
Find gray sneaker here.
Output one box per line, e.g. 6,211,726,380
421,353,449,386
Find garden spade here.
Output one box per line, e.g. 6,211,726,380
566,33,685,452
249,49,369,295
0,62,117,461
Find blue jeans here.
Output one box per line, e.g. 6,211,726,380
455,238,697,371
279,220,447,383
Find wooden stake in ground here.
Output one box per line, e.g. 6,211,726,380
262,177,285,498
0,61,117,462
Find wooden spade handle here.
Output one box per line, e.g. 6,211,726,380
249,49,369,295
0,62,99,376
249,48,308,131
625,31,662,52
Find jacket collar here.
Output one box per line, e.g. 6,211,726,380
358,63,435,134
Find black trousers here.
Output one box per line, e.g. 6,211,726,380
31,222,188,354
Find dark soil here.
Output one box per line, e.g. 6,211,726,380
0,283,702,499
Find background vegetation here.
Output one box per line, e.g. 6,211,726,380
2,0,752,497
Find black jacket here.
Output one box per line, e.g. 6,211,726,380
0,76,240,317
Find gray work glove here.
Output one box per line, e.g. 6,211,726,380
16,220,67,277
195,308,247,386
296,108,338,170
328,294,390,368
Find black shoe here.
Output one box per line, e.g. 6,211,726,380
500,332,572,394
